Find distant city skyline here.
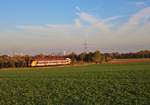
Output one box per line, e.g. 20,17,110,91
0,0,150,55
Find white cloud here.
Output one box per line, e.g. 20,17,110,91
75,6,81,11
118,7,150,33
103,16,123,23
135,1,146,7
77,12,110,33
74,19,82,28
76,12,97,23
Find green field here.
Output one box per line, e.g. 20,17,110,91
0,63,150,105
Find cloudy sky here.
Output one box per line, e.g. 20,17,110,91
0,0,150,55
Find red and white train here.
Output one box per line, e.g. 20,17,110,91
31,56,71,67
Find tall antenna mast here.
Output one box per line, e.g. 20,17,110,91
83,40,88,52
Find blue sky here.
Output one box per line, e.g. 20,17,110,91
0,0,149,25
0,0,150,55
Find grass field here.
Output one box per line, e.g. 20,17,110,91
0,62,150,105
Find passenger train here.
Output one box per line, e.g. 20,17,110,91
31,56,71,67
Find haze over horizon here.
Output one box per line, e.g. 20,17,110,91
0,0,150,55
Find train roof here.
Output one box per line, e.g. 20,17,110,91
34,56,67,61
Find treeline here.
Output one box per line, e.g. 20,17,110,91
0,55,33,68
0,50,150,69
105,50,150,59
67,50,106,64
68,50,150,63
0,50,106,69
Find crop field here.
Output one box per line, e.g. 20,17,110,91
0,62,150,105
